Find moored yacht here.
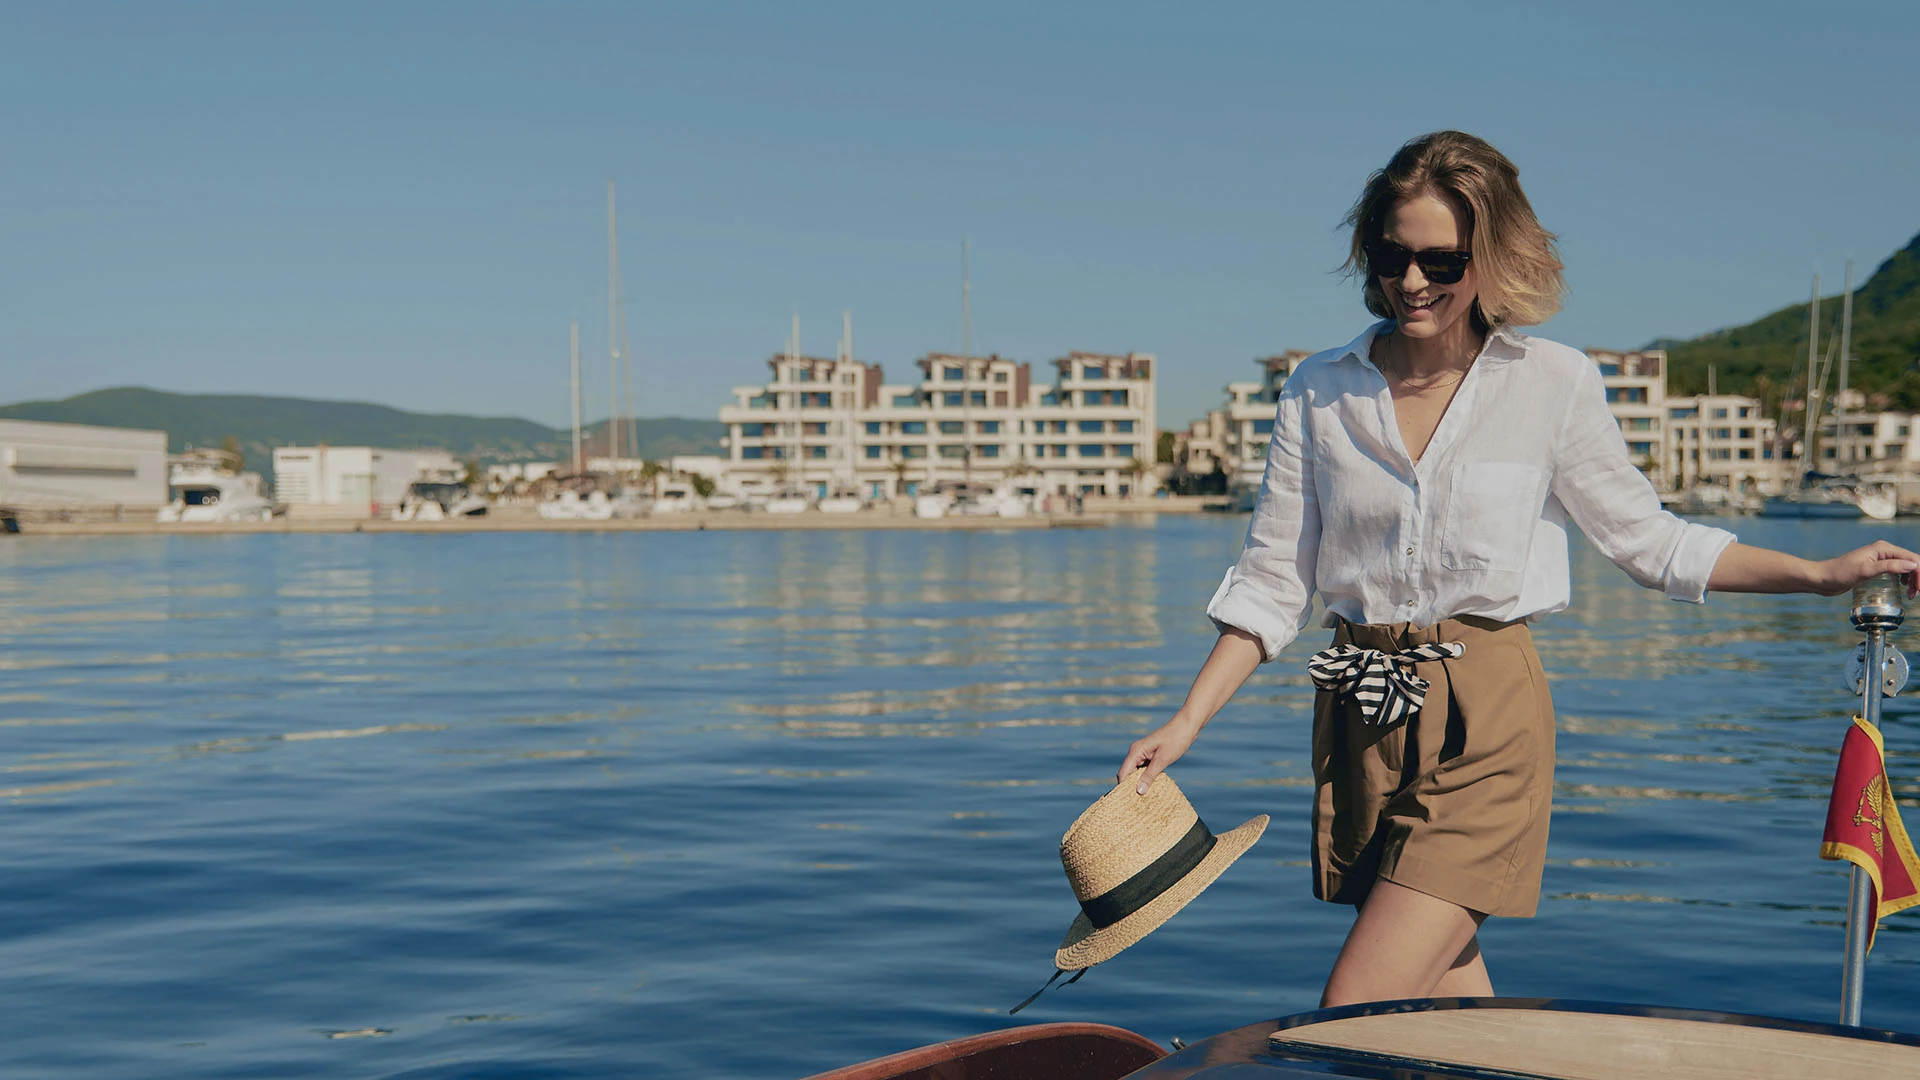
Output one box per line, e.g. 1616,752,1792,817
1760,474,1896,520
391,479,488,521
536,488,614,521
817,484,866,513
764,487,813,514
158,455,274,523
649,480,705,514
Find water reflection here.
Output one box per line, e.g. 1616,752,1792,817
4,519,1920,1074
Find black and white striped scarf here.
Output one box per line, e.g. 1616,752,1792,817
1306,641,1464,727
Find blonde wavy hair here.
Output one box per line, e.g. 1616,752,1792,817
1343,131,1565,331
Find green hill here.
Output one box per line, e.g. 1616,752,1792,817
0,387,723,479
1659,230,1920,410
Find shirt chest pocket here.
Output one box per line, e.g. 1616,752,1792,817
1439,461,1544,572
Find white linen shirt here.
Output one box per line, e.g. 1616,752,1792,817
1206,321,1738,661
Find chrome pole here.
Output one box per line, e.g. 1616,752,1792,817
1843,573,1905,1025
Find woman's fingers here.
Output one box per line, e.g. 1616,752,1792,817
1871,540,1920,568
1859,542,1920,596
1135,755,1167,795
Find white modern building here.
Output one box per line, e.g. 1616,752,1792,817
1590,349,1669,488
272,446,459,513
1177,352,1310,482
718,349,1158,499
1818,410,1920,470
0,419,168,510
1666,395,1778,492
669,455,725,480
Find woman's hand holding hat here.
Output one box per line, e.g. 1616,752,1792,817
1118,716,1201,795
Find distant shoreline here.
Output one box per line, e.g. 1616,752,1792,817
10,510,1126,537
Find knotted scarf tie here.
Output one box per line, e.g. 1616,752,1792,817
1306,641,1465,727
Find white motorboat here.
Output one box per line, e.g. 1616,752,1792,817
913,491,954,519
705,492,740,511
609,488,653,518
816,485,865,514
764,487,813,514
158,464,274,523
536,489,615,521
391,480,488,521
650,481,705,514
915,480,1026,519
994,490,1034,518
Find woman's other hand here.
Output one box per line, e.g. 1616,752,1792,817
1117,716,1202,795
1814,540,1920,598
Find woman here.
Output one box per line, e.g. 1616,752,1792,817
1116,130,1919,1008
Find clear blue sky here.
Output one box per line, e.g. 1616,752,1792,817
4,1,1916,430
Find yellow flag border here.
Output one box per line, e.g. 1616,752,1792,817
1819,717,1920,950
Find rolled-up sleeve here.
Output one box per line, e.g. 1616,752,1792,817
1205,385,1321,660
1551,361,1735,602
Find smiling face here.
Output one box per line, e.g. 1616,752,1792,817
1377,190,1480,344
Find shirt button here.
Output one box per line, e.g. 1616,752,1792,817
1406,546,1415,555
1406,600,1416,608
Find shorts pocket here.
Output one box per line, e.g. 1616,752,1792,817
1440,461,1543,571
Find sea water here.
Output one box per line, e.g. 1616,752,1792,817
2,516,1917,1077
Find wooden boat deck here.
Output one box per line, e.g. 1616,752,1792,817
1122,998,1920,1079
1269,1003,1920,1078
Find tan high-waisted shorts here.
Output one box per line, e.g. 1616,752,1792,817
1311,615,1554,918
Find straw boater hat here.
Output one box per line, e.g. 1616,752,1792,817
1012,770,1267,1012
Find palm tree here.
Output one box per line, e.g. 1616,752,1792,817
640,460,668,498
1123,457,1148,498
889,458,911,499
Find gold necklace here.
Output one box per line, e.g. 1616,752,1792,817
1381,333,1479,392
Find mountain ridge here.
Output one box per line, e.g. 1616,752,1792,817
1655,230,1920,410
0,387,723,479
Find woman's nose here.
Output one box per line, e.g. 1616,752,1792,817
1400,260,1428,291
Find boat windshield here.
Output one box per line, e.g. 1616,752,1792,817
407,482,464,502
175,486,222,506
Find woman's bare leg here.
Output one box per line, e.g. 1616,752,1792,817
1321,879,1487,1007
1430,936,1493,997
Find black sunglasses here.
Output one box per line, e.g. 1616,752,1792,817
1366,242,1472,285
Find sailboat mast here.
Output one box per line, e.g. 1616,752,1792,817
840,310,856,489
790,312,801,492
962,238,972,484
570,320,583,475
1801,273,1821,477
1838,260,1855,465
608,179,623,473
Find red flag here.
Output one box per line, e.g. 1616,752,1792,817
1820,716,1920,950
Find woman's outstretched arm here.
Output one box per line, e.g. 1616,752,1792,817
1708,539,1920,597
1116,628,1265,795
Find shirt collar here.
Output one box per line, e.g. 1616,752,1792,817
1335,319,1530,368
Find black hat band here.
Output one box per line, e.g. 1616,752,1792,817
1077,817,1217,929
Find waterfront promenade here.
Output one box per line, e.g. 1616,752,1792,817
10,495,1230,537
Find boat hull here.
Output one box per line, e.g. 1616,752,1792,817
1759,497,1866,519
801,1021,1163,1080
